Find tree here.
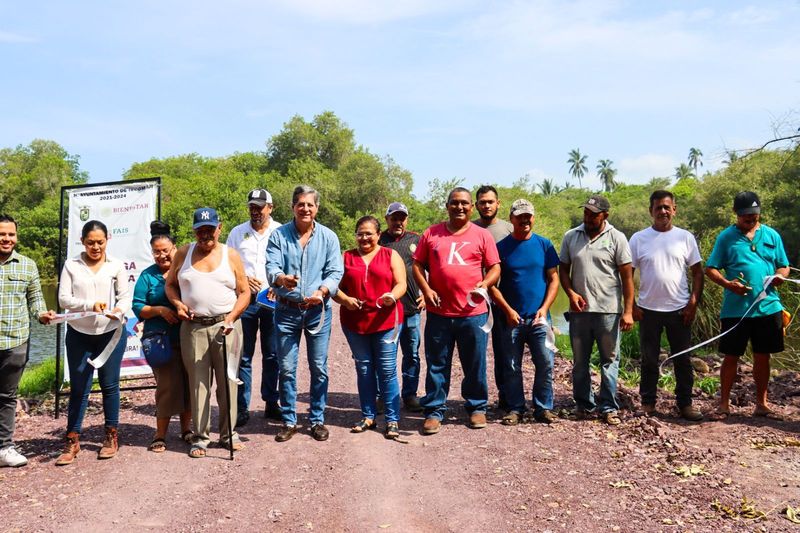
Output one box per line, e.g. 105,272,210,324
688,147,703,177
537,177,560,197
646,177,672,190
567,149,588,189
596,159,617,192
266,111,355,174
674,163,695,181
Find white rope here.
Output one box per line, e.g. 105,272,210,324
466,287,493,333
375,293,401,344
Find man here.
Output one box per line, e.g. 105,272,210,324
559,195,634,426
629,191,704,421
166,207,250,457
473,185,514,411
226,188,282,427
705,191,789,419
413,187,501,434
379,201,424,411
489,200,560,425
0,214,55,467
267,185,343,442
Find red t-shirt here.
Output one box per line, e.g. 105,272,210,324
339,246,403,334
413,222,500,317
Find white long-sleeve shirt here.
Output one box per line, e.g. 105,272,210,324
58,255,132,335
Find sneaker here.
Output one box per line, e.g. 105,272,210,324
422,417,441,435
235,411,250,428
0,446,28,467
310,424,329,442
469,412,488,429
501,412,521,426
264,402,282,421
403,396,423,413
680,405,704,422
534,410,558,424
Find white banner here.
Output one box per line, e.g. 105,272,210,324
63,181,160,381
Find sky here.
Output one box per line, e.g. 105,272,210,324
2,0,799,196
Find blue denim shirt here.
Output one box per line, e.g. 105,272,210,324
266,220,343,307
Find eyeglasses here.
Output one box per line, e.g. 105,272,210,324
356,232,376,238
152,248,173,257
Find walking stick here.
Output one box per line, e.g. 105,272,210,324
219,326,235,461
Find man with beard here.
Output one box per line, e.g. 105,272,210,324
559,195,634,426
378,202,425,411
473,185,514,412
629,190,704,421
226,189,283,427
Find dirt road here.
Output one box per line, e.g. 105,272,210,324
3,310,800,532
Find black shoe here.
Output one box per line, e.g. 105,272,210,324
403,396,423,413
275,424,297,442
310,424,329,441
264,402,282,421
235,412,250,429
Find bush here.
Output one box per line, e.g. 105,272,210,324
18,357,59,397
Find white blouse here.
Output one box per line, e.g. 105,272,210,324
58,255,132,335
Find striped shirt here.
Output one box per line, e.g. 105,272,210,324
0,250,47,350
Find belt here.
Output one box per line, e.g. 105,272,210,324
278,297,316,310
190,315,226,326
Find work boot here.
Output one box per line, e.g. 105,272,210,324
55,432,80,466
98,427,118,460
680,405,704,422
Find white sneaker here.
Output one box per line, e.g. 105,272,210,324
0,446,28,467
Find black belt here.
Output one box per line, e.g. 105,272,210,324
190,315,226,326
277,297,318,310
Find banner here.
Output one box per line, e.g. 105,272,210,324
63,181,159,381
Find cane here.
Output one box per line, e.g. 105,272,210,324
218,326,235,461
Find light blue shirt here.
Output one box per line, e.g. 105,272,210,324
266,220,343,307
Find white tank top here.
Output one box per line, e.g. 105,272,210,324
178,243,237,317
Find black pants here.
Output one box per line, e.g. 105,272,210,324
0,342,28,448
639,309,694,408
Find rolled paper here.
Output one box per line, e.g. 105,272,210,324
466,287,493,333
87,323,125,369
49,311,103,325
376,293,401,344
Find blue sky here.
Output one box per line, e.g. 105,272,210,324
2,0,799,196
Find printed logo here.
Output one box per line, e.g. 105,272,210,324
79,206,90,221
201,211,210,220
447,242,470,265
409,243,416,253
244,232,252,240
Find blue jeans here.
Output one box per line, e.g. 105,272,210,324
238,302,279,415
568,313,620,414
344,327,401,423
275,304,331,426
65,326,127,433
399,313,421,399
500,318,554,414
421,313,489,420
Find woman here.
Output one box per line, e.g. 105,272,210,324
334,216,406,439
132,221,192,452
56,220,131,465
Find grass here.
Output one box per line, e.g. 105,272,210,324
696,376,720,396
18,357,60,397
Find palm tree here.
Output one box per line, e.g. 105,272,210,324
723,150,740,166
596,159,617,192
674,163,694,181
688,147,703,177
567,149,588,189
538,177,559,197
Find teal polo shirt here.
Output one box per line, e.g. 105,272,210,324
706,223,789,318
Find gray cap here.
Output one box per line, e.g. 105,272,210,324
385,202,409,217
248,188,273,206
509,199,535,217
580,195,610,213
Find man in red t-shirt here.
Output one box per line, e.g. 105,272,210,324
413,187,501,434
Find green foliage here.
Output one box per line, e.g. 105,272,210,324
18,357,59,397
657,371,676,392
696,376,720,396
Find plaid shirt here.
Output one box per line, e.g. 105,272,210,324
0,250,47,350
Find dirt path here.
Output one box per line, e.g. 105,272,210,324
3,310,800,532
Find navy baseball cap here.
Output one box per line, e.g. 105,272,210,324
192,207,220,229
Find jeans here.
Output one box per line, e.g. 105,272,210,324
238,302,279,416
399,313,421,399
275,304,332,426
0,342,28,449
490,304,507,406
639,308,694,408
344,327,401,423
568,313,620,414
499,318,554,415
421,313,489,420
65,326,126,433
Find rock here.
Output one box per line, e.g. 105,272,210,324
691,358,710,373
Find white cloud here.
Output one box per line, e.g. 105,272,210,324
618,153,678,183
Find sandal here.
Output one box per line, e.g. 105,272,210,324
753,408,784,421
501,412,521,426
148,438,167,453
188,445,206,458
384,422,400,440
180,430,194,444
350,419,376,433
603,411,622,426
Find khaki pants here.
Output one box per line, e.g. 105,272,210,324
180,321,243,448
